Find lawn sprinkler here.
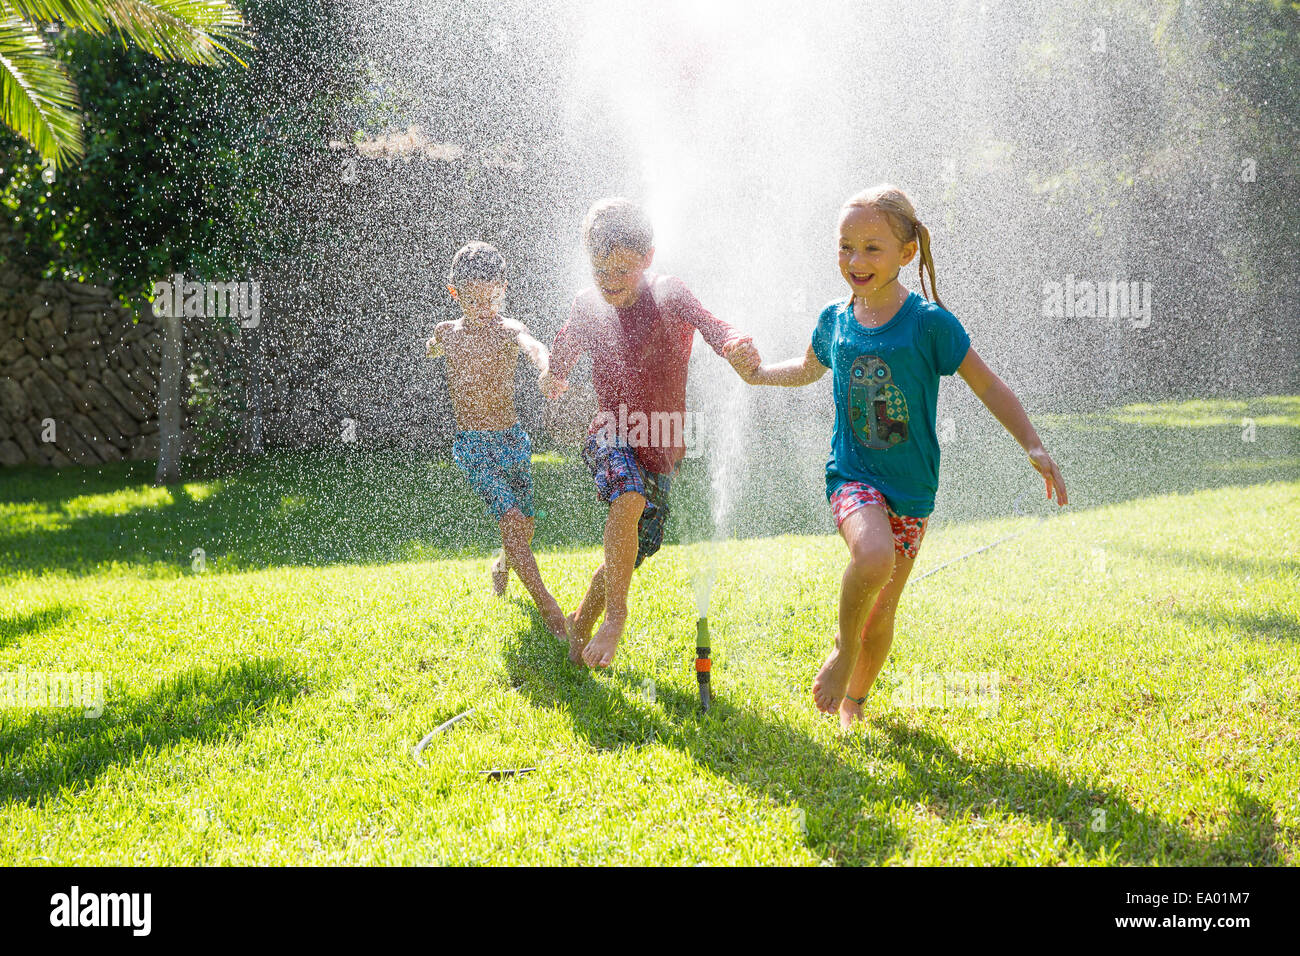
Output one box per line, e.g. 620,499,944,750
692,569,718,713
695,615,712,713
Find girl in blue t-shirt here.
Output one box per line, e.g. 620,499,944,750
742,184,1068,728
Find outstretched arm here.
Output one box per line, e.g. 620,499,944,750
957,347,1068,505
745,343,829,387
540,308,586,400
668,278,766,383
514,326,550,375
721,337,761,380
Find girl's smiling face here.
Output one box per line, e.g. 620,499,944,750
838,205,917,302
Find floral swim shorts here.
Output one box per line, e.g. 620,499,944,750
829,480,928,559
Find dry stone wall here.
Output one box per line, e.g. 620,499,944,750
0,271,163,467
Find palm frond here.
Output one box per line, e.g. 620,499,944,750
0,2,113,33
1,0,248,66
0,13,83,167
103,1,248,66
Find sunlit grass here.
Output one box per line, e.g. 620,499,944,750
1037,395,1300,430
0,399,1297,864
1112,396,1300,428
63,483,218,518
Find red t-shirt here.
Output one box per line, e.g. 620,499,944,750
550,273,743,475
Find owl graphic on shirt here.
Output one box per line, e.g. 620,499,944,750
848,354,909,449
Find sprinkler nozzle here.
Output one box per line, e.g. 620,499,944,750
695,616,712,713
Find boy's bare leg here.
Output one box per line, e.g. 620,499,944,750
499,508,569,641
490,550,509,596
813,505,895,714
582,491,645,668
568,564,606,664
839,549,916,730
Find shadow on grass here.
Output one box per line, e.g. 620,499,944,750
0,605,77,649
1169,608,1300,644
502,634,1282,864
871,719,1283,864
1113,544,1300,582
0,658,303,807
0,449,619,579
919,416,1297,529
0,397,1296,578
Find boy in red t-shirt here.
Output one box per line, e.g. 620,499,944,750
541,198,760,668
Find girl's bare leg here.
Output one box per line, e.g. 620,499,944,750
812,505,895,714
839,548,917,730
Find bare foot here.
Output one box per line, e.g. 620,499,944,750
490,552,508,596
540,599,569,644
812,635,858,715
839,695,865,731
566,611,590,666
582,612,625,668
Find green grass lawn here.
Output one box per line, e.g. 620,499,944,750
0,396,1297,865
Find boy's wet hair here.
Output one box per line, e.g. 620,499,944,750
582,198,654,258
448,240,507,285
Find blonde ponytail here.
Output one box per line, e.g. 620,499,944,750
913,220,943,310
842,184,945,311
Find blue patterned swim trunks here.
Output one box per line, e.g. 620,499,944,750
452,422,535,521
582,431,672,568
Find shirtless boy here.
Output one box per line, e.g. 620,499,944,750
426,240,568,641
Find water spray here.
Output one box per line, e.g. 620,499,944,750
911,477,1065,586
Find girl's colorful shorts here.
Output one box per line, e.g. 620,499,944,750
829,481,928,559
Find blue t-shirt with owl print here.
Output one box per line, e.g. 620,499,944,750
810,292,970,518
